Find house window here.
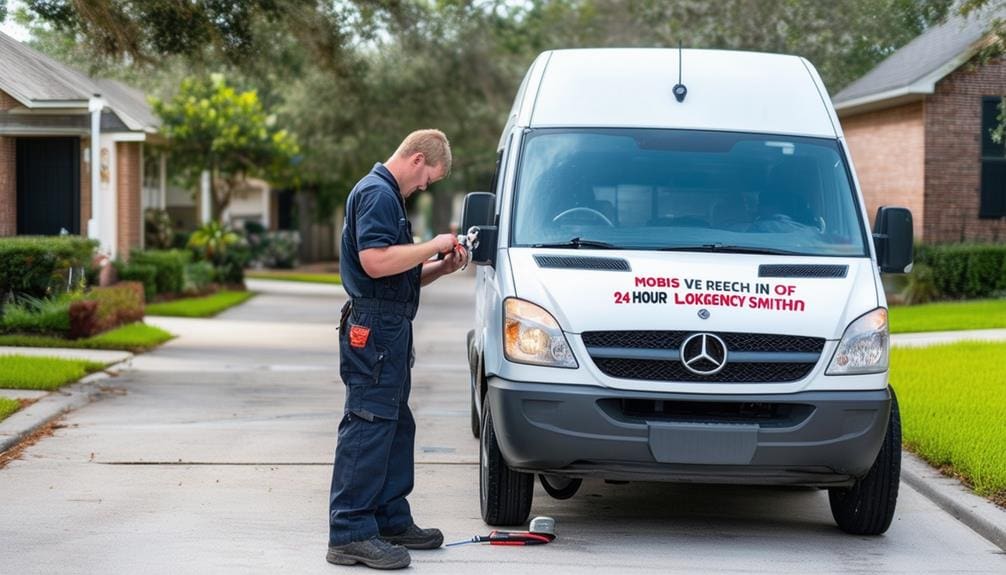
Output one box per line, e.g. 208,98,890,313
981,97,1006,218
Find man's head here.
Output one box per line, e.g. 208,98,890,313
385,129,452,198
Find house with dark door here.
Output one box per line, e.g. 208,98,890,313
832,10,1006,243
0,31,167,259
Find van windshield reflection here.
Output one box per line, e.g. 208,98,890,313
511,129,869,257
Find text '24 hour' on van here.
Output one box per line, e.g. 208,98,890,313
460,49,914,536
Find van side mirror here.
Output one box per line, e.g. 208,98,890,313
460,191,498,267
872,207,913,274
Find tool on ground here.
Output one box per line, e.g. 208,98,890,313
446,516,556,547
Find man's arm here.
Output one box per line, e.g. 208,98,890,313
419,248,464,286
360,234,456,279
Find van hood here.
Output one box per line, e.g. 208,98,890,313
508,249,880,340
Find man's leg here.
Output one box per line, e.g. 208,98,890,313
374,401,416,534
329,403,398,546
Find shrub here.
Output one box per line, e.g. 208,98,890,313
901,263,940,305
0,236,97,300
129,249,190,295
914,243,1006,300
69,282,145,338
0,294,73,335
183,261,216,295
262,230,301,269
114,262,157,302
144,208,175,250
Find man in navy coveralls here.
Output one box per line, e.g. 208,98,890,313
327,130,464,569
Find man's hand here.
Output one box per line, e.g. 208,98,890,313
431,233,457,255
440,244,467,274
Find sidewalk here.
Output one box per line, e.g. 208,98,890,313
0,346,132,363
891,328,1006,347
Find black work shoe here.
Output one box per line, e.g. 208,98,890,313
326,537,410,570
379,523,444,550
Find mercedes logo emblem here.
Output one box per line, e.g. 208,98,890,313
680,333,729,375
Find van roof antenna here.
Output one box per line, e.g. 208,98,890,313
672,41,687,103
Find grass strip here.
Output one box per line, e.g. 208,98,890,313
145,290,255,318
891,341,1006,505
0,322,173,353
0,396,19,422
0,356,106,391
889,299,1006,334
246,271,342,285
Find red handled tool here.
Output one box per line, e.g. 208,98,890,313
446,516,556,547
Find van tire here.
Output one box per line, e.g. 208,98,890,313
539,475,582,500
828,388,901,535
480,401,533,526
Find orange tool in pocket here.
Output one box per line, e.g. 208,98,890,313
349,325,371,348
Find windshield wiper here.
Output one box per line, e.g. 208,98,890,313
659,244,802,255
532,237,619,249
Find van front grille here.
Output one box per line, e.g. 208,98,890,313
593,358,815,383
582,331,824,353
582,330,823,383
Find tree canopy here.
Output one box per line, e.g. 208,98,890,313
4,0,965,223
151,74,300,219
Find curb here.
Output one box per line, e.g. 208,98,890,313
901,450,1006,552
0,356,133,455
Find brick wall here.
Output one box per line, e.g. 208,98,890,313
116,142,141,257
839,102,926,240
924,57,1006,243
0,90,18,236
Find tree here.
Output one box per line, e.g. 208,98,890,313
14,0,396,73
150,74,300,219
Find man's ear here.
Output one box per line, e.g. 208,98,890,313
411,152,426,167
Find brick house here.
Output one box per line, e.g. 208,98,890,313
832,11,1006,243
0,31,167,259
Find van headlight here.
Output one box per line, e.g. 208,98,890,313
504,298,577,368
826,308,889,375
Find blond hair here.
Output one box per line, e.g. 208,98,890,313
394,129,452,175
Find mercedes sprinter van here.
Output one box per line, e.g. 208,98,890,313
460,49,914,535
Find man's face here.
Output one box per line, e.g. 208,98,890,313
406,154,446,196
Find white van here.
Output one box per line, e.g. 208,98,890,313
460,49,914,535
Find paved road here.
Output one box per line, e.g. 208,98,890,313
0,274,1003,574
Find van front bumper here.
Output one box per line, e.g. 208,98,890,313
487,377,891,487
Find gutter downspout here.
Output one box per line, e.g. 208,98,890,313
87,95,103,249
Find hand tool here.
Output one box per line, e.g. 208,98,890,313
445,516,556,547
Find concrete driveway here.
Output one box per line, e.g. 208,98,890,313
0,274,1003,574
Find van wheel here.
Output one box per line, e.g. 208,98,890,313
539,475,582,500
829,389,901,535
480,401,533,526
469,383,481,439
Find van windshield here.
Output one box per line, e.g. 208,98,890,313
511,129,869,257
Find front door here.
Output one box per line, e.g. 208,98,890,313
16,137,80,235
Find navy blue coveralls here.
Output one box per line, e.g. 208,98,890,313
329,163,421,546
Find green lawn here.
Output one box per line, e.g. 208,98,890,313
145,290,255,317
0,322,173,353
246,270,342,285
891,341,1006,504
890,299,1006,334
0,396,20,422
0,356,107,391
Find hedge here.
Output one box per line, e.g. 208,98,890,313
183,261,216,295
129,249,190,295
0,236,97,300
69,281,145,338
914,243,1006,300
115,262,157,302
0,295,72,335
